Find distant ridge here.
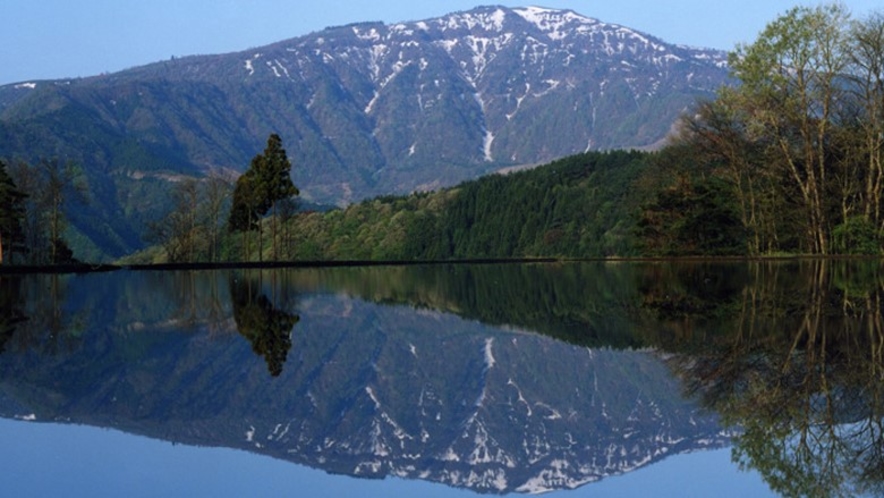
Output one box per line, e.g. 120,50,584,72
0,6,730,259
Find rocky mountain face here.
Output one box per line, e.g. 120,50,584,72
0,6,729,258
0,269,728,494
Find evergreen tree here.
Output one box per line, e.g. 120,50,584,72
227,134,299,262
0,160,27,265
260,134,299,261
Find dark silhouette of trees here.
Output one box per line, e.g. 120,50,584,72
228,134,299,262
0,160,27,265
275,196,299,260
636,149,746,256
0,275,28,354
5,158,87,264
229,272,299,377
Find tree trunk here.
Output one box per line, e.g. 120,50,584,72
258,220,263,263
242,229,249,262
272,207,278,262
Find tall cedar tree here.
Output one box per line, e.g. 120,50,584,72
0,160,27,265
228,134,299,261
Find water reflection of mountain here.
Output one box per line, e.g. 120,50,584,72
0,267,727,494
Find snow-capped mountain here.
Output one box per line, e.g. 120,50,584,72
0,5,730,257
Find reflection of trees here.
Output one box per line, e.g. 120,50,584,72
165,271,229,333
0,275,28,354
128,270,235,336
229,271,299,377
651,261,884,497
0,274,84,355
284,263,645,348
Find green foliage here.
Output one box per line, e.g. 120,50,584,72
254,134,300,210
652,260,884,497
227,134,299,261
266,151,648,261
146,177,232,263
228,171,261,232
229,134,298,232
832,216,881,255
686,4,884,255
637,174,746,256
0,158,91,264
422,151,648,259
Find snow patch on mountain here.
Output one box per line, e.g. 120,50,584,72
484,337,496,369
243,53,262,76
483,131,495,162
513,6,596,40
440,7,508,32
354,26,383,43
474,93,495,161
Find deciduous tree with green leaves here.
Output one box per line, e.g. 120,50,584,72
729,3,850,254
669,4,884,255
38,159,87,263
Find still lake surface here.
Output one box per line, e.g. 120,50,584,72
0,261,881,497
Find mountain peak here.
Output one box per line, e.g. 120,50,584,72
0,4,731,259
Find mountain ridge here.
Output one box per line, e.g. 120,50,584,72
0,5,730,260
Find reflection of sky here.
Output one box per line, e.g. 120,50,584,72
0,419,775,497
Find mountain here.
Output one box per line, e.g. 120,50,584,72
0,6,730,259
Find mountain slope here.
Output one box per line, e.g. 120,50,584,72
0,6,729,259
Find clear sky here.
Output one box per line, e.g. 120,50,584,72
1,1,882,86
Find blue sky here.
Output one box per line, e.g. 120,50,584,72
1,1,882,85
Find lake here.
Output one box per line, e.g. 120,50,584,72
0,261,881,497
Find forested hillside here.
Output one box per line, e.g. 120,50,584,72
401,151,647,259
120,150,650,263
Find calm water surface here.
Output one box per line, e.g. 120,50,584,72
1,261,880,497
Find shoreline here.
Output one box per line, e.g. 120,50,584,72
1,255,883,275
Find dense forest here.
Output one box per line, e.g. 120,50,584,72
112,149,649,263
284,150,649,261
2,4,884,265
